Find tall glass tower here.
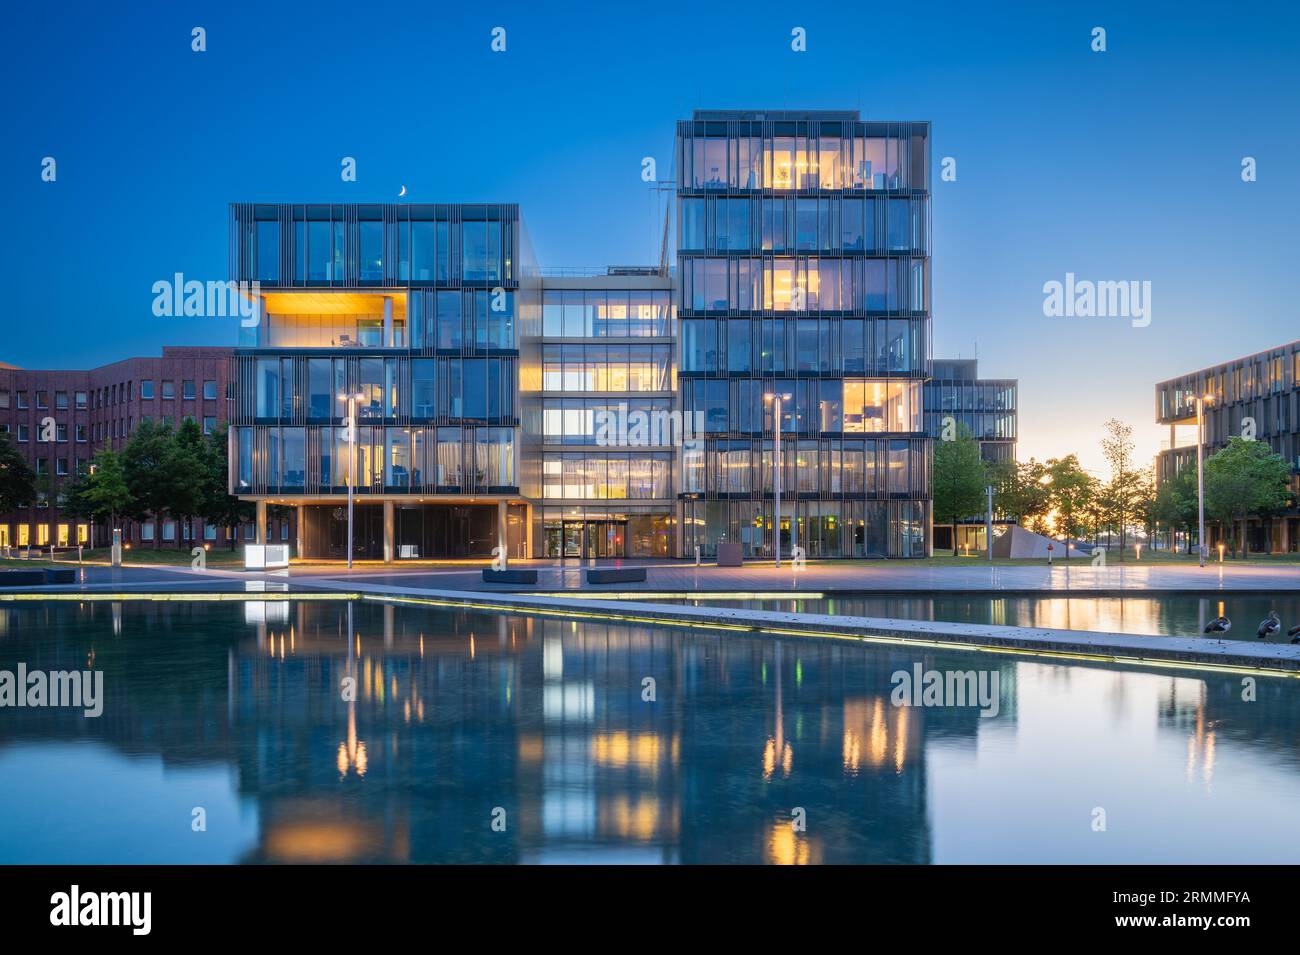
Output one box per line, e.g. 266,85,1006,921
676,110,932,558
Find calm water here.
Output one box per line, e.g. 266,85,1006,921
682,593,1300,641
1,598,1299,864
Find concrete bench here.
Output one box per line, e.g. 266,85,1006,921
586,567,647,584
44,568,76,584
482,568,538,585
0,569,47,586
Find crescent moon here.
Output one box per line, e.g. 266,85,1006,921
398,185,407,197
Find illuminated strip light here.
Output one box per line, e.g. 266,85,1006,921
0,592,359,603
530,591,825,601
360,593,1300,680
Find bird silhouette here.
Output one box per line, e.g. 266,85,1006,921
1289,623,1300,643
1203,616,1231,634
1257,610,1281,640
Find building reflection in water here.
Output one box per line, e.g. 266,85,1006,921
10,597,1300,864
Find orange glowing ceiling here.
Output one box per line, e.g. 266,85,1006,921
260,291,408,317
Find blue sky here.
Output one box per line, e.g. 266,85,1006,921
6,0,1298,472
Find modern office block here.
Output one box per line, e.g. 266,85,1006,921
676,110,933,557
521,271,679,559
228,110,939,560
924,358,1017,463
1155,339,1300,552
227,203,529,560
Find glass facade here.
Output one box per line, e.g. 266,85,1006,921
230,203,523,558
1155,341,1300,551
228,111,943,560
676,112,932,557
923,358,1018,463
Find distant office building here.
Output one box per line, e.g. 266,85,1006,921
924,358,1017,463
1155,339,1300,552
0,346,247,549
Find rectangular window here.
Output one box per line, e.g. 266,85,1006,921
183,380,196,400
55,391,68,410
256,220,279,282
162,380,175,399
203,380,217,400
461,220,501,281
359,221,383,281
141,380,155,400
411,220,436,281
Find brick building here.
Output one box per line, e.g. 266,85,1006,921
0,345,283,550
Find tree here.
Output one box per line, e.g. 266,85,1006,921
123,420,175,549
202,425,254,549
1130,466,1158,551
1046,455,1097,557
63,450,133,543
1099,418,1138,554
1152,465,1198,552
0,430,36,518
1205,436,1294,558
992,458,1051,529
932,426,988,529
163,417,211,548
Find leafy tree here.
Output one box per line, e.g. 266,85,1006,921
1046,454,1097,557
932,426,989,528
992,458,1051,529
62,449,134,541
1129,466,1158,551
123,420,176,549
1099,418,1137,553
162,417,211,549
1152,465,1198,552
202,424,254,549
0,429,37,517
1205,436,1294,558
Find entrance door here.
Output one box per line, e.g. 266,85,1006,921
582,520,627,558
562,522,583,558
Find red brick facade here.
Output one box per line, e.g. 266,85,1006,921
0,346,285,549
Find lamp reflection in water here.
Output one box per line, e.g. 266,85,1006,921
337,601,368,778
762,641,793,780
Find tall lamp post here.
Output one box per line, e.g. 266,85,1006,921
1195,392,1213,568
764,392,792,567
339,391,364,570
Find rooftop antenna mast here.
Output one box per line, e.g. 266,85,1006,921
651,179,676,276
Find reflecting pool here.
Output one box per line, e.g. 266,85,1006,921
1,598,1298,864
682,592,1300,641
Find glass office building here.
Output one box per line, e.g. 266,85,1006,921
1155,340,1300,553
228,203,529,560
924,358,1017,464
676,111,932,557
229,110,938,560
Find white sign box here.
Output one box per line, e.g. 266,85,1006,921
244,544,290,570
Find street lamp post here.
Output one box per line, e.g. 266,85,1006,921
986,484,994,563
765,392,792,567
340,392,364,570
1196,392,1212,568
